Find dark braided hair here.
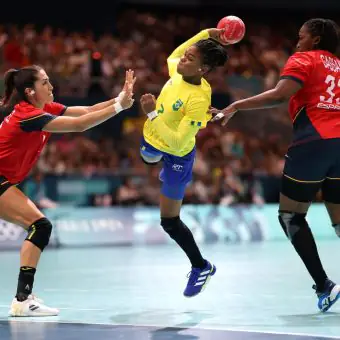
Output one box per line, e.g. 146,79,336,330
304,18,340,54
0,65,42,121
195,38,229,72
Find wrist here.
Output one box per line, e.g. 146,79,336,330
117,91,125,102
113,101,123,114
147,110,158,121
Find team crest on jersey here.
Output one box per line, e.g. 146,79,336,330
157,104,164,114
172,99,183,111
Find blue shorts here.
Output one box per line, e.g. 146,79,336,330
140,138,195,200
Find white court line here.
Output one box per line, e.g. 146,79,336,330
43,289,90,292
37,289,314,299
0,305,107,311
3,319,339,339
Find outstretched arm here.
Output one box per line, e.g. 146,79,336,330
63,73,133,117
212,78,301,126
42,70,136,132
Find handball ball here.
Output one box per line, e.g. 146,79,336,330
217,16,245,44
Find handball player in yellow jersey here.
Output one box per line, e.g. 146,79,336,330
139,29,228,297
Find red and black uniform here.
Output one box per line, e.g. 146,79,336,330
0,101,66,194
280,50,340,202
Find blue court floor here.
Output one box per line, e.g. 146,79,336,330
1,241,340,339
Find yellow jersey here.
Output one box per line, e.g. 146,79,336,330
143,30,212,157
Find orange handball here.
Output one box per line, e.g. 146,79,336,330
217,15,246,44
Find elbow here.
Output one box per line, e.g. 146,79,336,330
171,139,184,151
74,120,87,132
77,124,88,132
273,86,292,102
271,90,288,104
84,106,92,114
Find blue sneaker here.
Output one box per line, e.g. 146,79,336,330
183,260,216,298
313,279,340,312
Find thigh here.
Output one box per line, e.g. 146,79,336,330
160,194,182,218
0,185,44,229
160,148,195,201
279,193,311,213
323,144,340,222
322,140,340,204
281,141,329,202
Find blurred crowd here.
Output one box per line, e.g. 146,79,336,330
0,9,320,205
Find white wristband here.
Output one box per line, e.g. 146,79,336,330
117,91,125,102
147,110,158,121
113,102,123,114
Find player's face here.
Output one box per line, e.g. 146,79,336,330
296,25,319,52
33,69,54,104
177,46,202,77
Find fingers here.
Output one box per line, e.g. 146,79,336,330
211,112,224,122
222,117,229,126
209,108,220,115
140,93,155,101
125,69,135,91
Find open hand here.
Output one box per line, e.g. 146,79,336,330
119,70,136,109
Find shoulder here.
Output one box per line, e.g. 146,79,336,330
13,102,43,119
43,102,67,116
201,78,212,92
190,81,211,104
285,51,316,67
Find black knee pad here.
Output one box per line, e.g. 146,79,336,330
161,216,182,238
25,217,53,251
278,211,308,241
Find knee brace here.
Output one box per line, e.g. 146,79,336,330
25,217,53,251
278,211,308,241
161,216,182,239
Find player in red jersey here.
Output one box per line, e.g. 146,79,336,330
0,65,135,316
212,18,340,312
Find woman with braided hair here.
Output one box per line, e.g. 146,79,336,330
213,18,340,312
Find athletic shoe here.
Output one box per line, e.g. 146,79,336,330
313,279,340,312
184,260,216,297
8,294,59,317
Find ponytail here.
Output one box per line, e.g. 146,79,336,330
2,69,18,105
0,66,41,122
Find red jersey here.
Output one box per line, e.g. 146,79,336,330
280,50,340,144
0,101,67,183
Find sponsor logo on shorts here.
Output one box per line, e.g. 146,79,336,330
172,164,184,172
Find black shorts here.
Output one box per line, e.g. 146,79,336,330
0,176,14,196
282,139,340,203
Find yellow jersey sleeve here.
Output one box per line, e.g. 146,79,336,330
150,95,210,151
167,30,210,77
183,94,211,128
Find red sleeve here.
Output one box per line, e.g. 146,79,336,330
43,102,67,116
280,52,314,85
